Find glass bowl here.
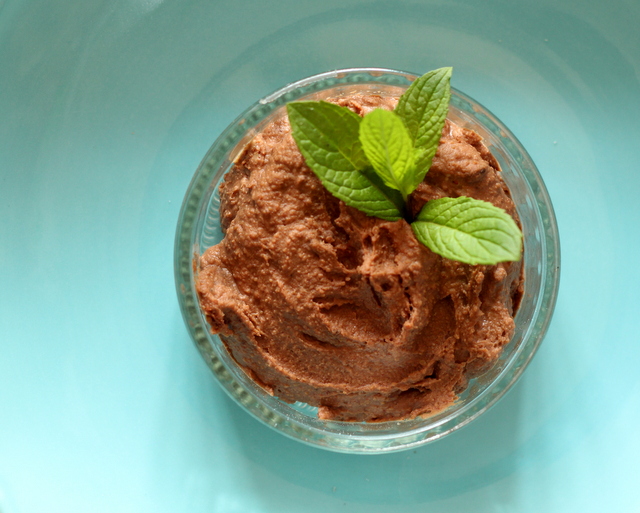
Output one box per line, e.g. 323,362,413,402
174,68,560,454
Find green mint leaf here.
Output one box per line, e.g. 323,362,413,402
359,109,416,199
359,166,406,216
395,67,452,185
411,196,522,265
287,101,403,221
287,101,368,169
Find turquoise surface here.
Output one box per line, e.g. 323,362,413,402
1,0,638,511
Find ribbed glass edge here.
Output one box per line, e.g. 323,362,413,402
174,68,560,454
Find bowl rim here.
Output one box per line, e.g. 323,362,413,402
174,67,561,454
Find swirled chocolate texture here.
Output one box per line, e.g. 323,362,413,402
196,94,523,422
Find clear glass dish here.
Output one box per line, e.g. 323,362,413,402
174,68,560,454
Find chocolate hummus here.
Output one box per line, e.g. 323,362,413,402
196,94,523,422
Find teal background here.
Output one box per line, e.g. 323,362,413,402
1,0,639,511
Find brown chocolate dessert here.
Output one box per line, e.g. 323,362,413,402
196,94,523,422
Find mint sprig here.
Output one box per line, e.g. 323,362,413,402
286,67,523,265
